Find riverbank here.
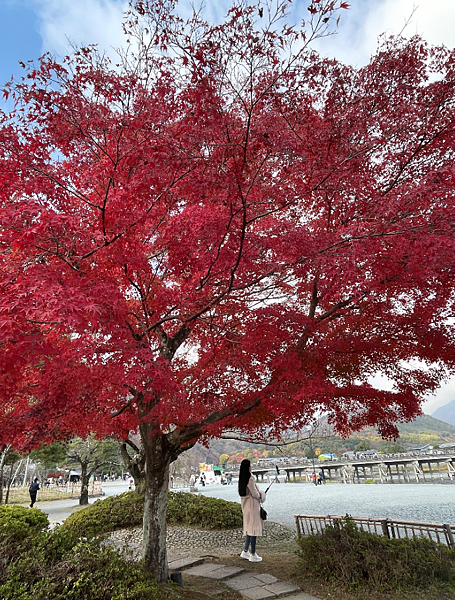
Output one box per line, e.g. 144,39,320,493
105,523,454,600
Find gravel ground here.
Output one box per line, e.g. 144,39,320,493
105,521,297,561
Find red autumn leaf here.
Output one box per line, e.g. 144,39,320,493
1,0,454,583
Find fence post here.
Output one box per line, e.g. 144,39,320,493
389,521,396,539
294,516,302,539
443,524,455,549
380,519,390,538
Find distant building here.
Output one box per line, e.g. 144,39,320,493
356,450,378,459
404,444,433,452
343,451,355,459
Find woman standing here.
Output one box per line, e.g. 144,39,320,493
238,459,266,562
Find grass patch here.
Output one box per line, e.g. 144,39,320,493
3,485,102,505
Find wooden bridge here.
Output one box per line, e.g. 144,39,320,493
251,452,455,484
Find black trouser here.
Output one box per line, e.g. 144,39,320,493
244,535,257,554
29,493,37,507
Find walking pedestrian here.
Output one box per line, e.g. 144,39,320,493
29,477,40,508
238,459,266,562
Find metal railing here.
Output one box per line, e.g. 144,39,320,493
294,514,455,549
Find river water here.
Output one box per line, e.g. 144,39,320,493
196,482,455,529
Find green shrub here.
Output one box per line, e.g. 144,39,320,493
63,491,144,538
63,490,243,538
0,526,159,600
297,516,455,593
167,491,243,529
0,505,49,541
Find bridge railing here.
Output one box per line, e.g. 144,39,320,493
294,514,455,549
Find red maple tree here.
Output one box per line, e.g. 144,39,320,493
1,0,455,580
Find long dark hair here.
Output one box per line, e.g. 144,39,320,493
238,459,251,497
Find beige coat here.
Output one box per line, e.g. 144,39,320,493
241,476,266,537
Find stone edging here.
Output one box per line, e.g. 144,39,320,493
105,521,296,560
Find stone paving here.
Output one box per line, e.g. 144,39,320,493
180,558,322,600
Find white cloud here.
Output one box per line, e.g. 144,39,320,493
313,0,455,67
369,370,455,417
32,0,128,59
423,377,455,415
29,0,455,66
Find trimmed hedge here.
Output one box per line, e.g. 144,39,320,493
298,516,455,593
63,491,145,538
167,491,243,529
0,505,49,541
63,490,243,538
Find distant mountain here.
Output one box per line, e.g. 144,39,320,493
339,413,455,439
432,400,455,427
396,414,455,437
180,414,455,468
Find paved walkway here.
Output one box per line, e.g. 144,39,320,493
168,554,322,600
106,524,323,599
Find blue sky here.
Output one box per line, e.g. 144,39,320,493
2,0,455,89
1,0,454,415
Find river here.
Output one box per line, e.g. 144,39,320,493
195,481,455,529
40,480,455,530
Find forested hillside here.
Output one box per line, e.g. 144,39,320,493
182,414,455,466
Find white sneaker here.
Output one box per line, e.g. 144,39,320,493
240,550,250,559
249,553,262,562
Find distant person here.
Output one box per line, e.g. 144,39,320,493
238,458,266,562
29,478,40,508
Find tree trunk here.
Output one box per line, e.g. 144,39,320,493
135,477,146,496
4,463,14,504
0,446,11,505
118,441,146,495
22,456,30,487
79,464,89,505
140,423,172,583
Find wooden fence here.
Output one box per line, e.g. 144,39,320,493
294,514,455,549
